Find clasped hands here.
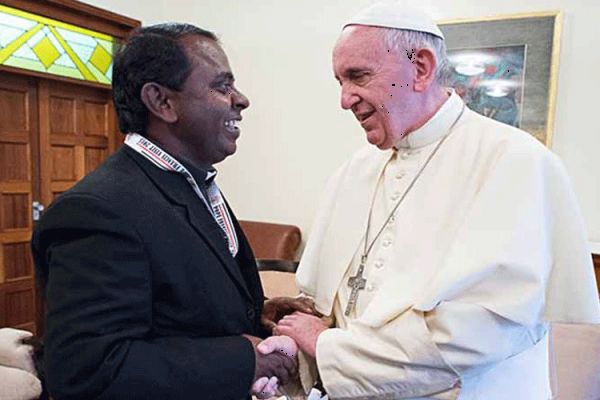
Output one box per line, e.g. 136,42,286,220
248,297,330,398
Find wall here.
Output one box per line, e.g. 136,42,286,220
85,0,600,251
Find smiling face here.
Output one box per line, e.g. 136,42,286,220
333,26,423,149
172,35,250,166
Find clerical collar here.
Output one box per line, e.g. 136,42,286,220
394,90,464,149
179,157,217,186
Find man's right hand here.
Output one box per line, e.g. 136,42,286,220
243,334,297,385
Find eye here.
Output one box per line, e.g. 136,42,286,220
218,83,233,93
349,71,370,85
213,80,235,94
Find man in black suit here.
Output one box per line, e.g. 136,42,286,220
32,23,303,399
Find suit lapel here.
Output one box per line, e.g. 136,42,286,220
125,147,253,301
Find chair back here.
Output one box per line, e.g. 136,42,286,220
239,220,302,298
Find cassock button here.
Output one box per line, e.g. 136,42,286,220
382,238,392,247
246,308,256,320
395,172,405,180
367,284,375,292
389,215,396,223
391,192,400,201
400,152,409,160
375,260,384,269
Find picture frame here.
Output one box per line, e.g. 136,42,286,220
438,12,562,147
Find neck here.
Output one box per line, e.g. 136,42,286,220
144,126,212,170
406,86,449,135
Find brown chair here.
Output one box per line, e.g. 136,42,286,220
550,322,600,399
239,220,301,298
239,220,301,261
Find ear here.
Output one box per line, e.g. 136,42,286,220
413,48,437,92
140,82,178,124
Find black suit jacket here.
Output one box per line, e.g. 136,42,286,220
32,146,267,400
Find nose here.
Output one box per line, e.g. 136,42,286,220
340,83,360,110
232,87,250,111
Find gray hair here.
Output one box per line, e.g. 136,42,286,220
379,28,449,85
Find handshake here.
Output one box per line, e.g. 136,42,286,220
245,334,298,398
245,296,330,398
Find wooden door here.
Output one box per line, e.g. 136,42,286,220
0,72,39,333
39,80,116,204
0,0,138,335
0,73,118,334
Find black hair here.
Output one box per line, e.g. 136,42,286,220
112,23,218,134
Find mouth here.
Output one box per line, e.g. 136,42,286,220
356,110,376,126
224,118,241,134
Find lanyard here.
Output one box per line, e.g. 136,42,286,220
125,133,239,256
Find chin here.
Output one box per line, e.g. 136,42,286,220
365,130,390,149
227,142,238,156
219,145,237,162
375,142,393,150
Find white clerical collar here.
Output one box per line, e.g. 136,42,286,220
395,90,464,149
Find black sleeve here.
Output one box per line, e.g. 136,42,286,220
32,194,255,400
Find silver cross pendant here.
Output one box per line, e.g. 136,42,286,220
345,255,367,316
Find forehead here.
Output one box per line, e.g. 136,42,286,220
333,26,387,69
180,35,231,75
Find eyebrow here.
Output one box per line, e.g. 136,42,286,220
215,72,234,81
336,68,369,80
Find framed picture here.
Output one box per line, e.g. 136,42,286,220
438,12,562,146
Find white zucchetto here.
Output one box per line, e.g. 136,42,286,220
344,1,445,40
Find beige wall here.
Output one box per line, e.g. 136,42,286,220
87,0,600,251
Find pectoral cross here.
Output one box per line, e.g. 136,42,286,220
345,255,367,316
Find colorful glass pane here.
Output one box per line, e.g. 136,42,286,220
0,4,117,84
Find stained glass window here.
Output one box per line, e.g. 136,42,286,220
0,4,117,84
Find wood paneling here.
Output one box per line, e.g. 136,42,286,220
5,279,36,327
49,96,76,134
84,100,109,137
3,242,33,281
0,88,29,132
0,72,38,333
51,145,76,181
593,253,600,296
1,193,29,230
0,285,5,327
0,70,118,334
85,147,106,174
0,0,137,336
0,143,30,181
40,80,115,207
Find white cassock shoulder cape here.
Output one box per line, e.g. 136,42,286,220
295,98,600,399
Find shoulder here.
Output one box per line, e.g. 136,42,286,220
64,147,143,200
48,146,165,219
38,148,152,233
456,108,562,170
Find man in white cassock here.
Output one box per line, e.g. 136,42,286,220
269,1,600,399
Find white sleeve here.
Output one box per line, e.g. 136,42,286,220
315,303,543,400
425,302,546,376
315,308,460,400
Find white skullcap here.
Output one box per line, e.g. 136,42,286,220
344,1,445,40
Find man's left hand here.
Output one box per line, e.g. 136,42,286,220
275,312,329,358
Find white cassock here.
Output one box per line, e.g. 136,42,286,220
295,91,600,399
